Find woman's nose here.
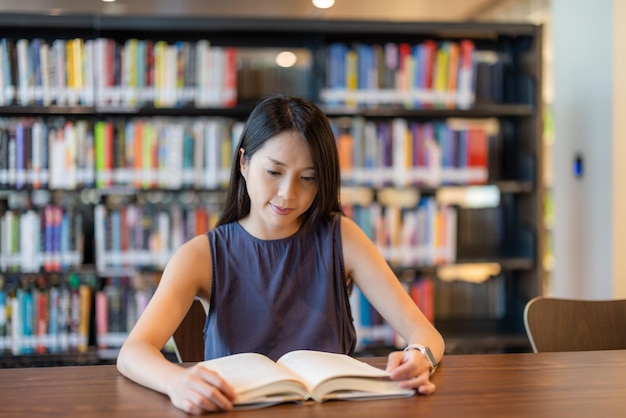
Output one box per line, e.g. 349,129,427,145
278,176,297,199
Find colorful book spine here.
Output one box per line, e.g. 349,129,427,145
0,285,6,351
457,39,476,109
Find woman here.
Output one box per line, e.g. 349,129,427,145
117,94,444,414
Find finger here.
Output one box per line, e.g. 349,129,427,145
388,356,421,380
385,351,405,372
173,397,220,415
193,386,233,412
197,368,237,400
417,380,437,395
397,369,431,389
184,369,235,410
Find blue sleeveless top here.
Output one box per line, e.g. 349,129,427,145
204,214,356,361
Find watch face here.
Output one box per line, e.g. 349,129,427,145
422,346,438,368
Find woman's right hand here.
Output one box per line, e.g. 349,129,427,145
167,363,237,415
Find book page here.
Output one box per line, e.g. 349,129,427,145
277,350,414,402
311,377,415,402
277,350,389,389
198,352,307,404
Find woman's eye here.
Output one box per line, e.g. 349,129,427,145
301,176,316,182
266,169,280,176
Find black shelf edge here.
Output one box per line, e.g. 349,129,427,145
322,103,535,118
0,105,95,115
0,104,256,118
410,181,534,195
392,257,534,274
95,104,256,117
0,14,540,42
0,266,98,276
0,103,534,118
0,186,198,193
491,181,534,193
436,319,532,354
1,183,531,195
92,16,539,37
353,327,532,356
442,333,532,354
0,349,100,368
0,13,95,29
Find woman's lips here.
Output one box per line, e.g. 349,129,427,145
271,204,293,216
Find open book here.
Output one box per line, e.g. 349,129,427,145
198,350,415,409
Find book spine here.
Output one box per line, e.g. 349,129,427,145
31,120,42,188
31,39,42,105
11,288,22,354
94,204,106,273
48,284,59,352
95,290,108,349
35,285,47,354
78,282,91,352
64,121,77,189
223,47,237,107
1,39,15,105
133,121,143,188
446,42,460,109
15,121,25,189
0,286,6,352
16,39,30,105
345,49,357,107
457,39,476,109
66,274,79,350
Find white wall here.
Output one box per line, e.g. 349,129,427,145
551,0,626,298
613,0,626,297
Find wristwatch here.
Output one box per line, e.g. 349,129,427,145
404,344,439,375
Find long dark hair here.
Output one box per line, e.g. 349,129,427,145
217,95,343,229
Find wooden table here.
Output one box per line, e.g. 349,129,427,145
1,350,626,417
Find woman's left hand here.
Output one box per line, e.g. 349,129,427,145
385,350,437,395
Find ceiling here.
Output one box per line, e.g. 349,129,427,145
0,0,503,21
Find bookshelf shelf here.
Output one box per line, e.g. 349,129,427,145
394,257,534,274
323,104,536,118
0,105,95,115
0,103,534,118
0,348,101,368
0,14,542,362
436,318,533,354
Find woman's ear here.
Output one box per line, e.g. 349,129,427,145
239,148,248,178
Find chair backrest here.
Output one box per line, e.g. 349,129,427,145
172,298,209,362
524,296,626,353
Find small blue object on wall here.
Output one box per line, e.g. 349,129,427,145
573,153,583,178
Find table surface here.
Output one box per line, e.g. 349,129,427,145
1,350,626,417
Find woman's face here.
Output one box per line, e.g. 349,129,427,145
239,130,318,240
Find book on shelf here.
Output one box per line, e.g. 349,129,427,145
320,38,477,109
197,350,414,409
94,273,158,350
0,273,95,355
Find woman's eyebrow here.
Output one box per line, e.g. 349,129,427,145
267,157,286,166
267,157,315,171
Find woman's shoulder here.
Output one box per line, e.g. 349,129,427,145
180,233,212,256
337,213,358,231
337,214,371,247
165,233,212,275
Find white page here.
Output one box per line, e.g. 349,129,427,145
277,350,389,390
199,352,305,396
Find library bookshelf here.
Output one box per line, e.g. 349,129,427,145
0,14,542,366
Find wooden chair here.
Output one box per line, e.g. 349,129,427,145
172,298,209,362
523,296,626,353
